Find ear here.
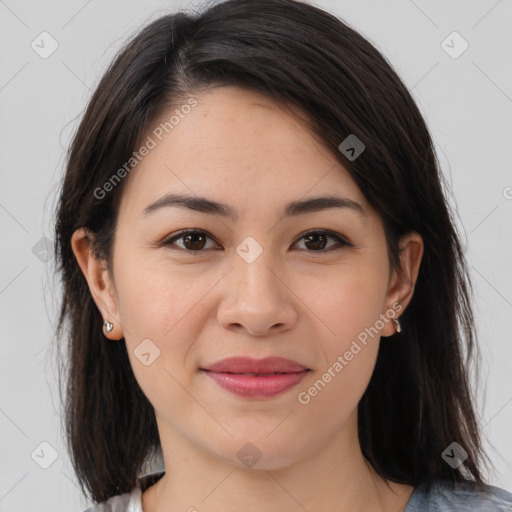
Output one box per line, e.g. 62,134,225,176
70,227,124,340
381,231,424,337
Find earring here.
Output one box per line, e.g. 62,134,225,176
103,320,114,334
394,318,402,333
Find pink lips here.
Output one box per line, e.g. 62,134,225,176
201,356,310,398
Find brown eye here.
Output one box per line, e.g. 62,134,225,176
304,232,328,250
182,232,206,250
161,229,350,254
294,230,350,252
162,230,218,252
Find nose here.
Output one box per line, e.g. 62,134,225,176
216,247,298,337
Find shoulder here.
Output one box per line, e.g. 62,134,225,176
80,490,134,512
80,491,132,512
406,479,512,511
80,470,165,512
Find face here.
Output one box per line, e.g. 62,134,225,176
74,86,422,470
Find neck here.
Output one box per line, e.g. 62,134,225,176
142,412,413,512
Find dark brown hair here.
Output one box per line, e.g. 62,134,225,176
53,0,490,504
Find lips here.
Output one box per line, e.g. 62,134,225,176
201,356,309,374
200,357,310,398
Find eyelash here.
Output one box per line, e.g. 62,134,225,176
160,229,352,254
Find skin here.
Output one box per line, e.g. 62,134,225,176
72,86,424,512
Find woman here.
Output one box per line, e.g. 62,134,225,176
53,0,512,510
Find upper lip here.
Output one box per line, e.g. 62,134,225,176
201,356,309,374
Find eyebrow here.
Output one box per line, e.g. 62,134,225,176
142,193,366,220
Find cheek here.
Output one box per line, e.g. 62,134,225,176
309,262,388,346
114,248,195,334
113,253,219,373
297,264,387,407
296,280,384,427
296,347,377,441
113,257,207,419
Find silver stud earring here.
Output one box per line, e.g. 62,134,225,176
104,320,114,333
394,318,402,333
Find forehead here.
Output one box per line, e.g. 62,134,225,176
117,86,372,221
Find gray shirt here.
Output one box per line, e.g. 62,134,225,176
82,471,512,511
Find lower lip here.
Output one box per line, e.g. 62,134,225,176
201,370,309,398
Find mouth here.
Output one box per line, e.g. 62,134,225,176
201,356,310,374
200,367,311,398
202,371,299,376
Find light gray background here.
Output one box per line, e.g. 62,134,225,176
1,0,511,510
